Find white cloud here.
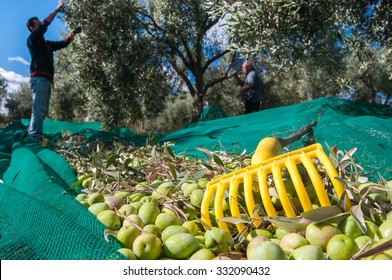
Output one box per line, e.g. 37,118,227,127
0,68,29,93
8,56,30,66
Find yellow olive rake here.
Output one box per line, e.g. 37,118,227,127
200,137,350,235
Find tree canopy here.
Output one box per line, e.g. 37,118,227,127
62,0,237,124
206,1,390,67
62,0,171,127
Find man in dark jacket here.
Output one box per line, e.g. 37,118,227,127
26,1,80,141
233,61,262,114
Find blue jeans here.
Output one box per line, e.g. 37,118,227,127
28,76,52,139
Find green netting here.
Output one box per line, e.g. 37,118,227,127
200,104,228,121
0,96,391,259
0,142,125,260
162,97,392,180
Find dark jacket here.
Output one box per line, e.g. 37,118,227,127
27,20,70,80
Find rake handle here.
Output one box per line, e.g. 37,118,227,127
251,137,282,165
277,120,318,148
251,121,318,165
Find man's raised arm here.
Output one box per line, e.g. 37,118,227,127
43,1,64,25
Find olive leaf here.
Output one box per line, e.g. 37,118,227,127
162,203,187,221
213,154,224,166
334,177,359,201
194,147,212,158
326,142,339,168
353,238,392,260
123,158,132,168
164,145,176,159
350,204,367,234
252,204,261,216
217,216,250,225
106,153,119,168
168,162,177,181
191,169,207,180
197,218,212,231
201,162,215,171
126,166,145,177
69,175,89,190
103,229,119,243
175,173,189,189
337,189,349,211
318,212,350,224
300,206,343,222
106,170,120,180
264,216,309,232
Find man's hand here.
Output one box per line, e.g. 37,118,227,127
67,27,81,42
72,26,82,35
45,1,64,25
55,1,64,13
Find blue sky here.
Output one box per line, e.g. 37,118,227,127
0,0,66,92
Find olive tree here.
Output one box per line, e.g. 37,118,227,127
206,0,342,68
206,0,391,102
62,0,171,128
340,45,392,103
4,83,32,121
342,1,392,80
134,0,236,122
50,47,87,121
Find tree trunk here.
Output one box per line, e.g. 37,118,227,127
191,92,204,123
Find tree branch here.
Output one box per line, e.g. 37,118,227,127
135,10,195,74
202,49,231,73
204,52,236,91
169,59,195,96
